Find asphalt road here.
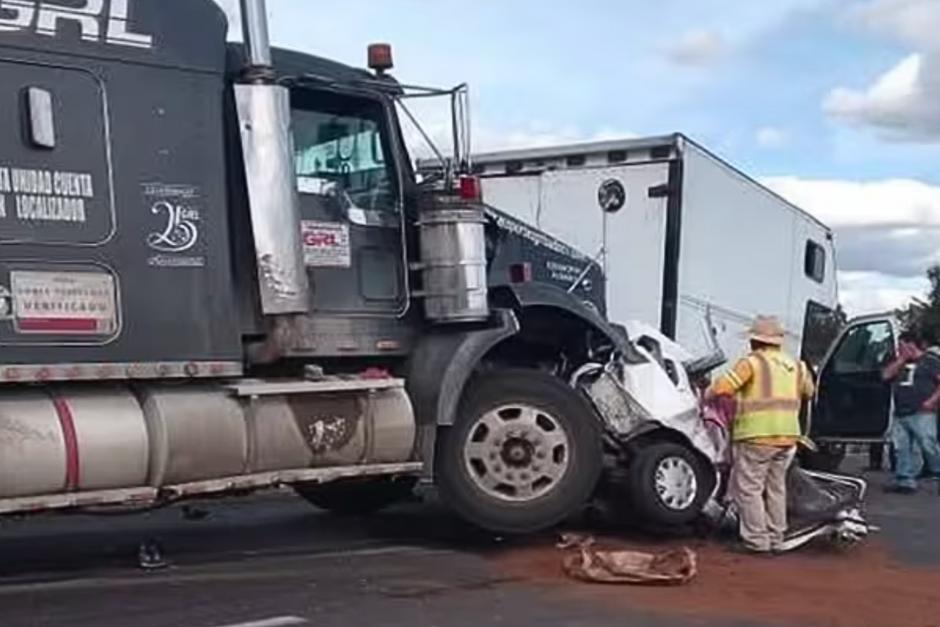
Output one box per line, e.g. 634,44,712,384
0,460,937,627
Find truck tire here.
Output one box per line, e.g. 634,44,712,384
434,369,603,534
629,442,713,527
295,477,417,516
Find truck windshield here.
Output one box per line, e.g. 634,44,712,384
291,91,397,213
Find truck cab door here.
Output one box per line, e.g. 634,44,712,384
288,87,407,316
810,315,897,442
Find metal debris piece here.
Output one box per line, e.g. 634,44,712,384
559,534,697,585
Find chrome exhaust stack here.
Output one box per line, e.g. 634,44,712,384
234,0,309,314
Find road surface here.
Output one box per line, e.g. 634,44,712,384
0,461,938,627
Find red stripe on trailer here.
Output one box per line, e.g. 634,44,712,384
51,395,80,491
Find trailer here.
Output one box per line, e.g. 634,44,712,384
469,136,842,368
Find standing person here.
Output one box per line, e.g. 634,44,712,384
707,316,814,555
882,330,940,494
868,443,885,471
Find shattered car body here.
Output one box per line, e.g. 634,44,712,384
574,319,874,551
574,321,720,463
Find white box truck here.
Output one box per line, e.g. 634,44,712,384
470,134,841,367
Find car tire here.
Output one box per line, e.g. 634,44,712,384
295,476,417,515
434,369,603,534
628,441,714,527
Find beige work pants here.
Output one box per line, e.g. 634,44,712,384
731,443,796,552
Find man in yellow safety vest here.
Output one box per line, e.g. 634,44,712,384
706,315,815,555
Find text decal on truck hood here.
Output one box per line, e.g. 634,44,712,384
0,0,153,49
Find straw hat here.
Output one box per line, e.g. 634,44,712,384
748,315,785,346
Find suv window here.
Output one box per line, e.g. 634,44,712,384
801,301,843,367
291,90,397,213
832,321,894,374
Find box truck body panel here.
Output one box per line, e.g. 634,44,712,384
484,163,670,327
677,142,837,360
475,135,839,365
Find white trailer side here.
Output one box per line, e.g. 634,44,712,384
471,134,839,365
677,140,838,362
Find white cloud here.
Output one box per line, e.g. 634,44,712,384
762,176,940,315
853,0,940,50
839,271,927,315
826,0,940,139
665,30,726,67
823,53,940,139
755,126,788,148
762,176,940,228
398,99,633,162
473,126,633,154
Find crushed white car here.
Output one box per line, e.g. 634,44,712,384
574,319,874,551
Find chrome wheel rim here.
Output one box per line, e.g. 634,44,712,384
463,404,571,502
655,456,698,510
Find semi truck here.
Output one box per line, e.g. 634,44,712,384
0,0,734,535
466,137,843,369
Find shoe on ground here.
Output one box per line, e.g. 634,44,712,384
883,484,917,494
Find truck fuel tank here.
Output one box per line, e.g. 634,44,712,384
0,378,416,500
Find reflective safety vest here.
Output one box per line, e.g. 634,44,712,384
730,349,803,442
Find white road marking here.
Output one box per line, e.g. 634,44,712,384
212,617,307,627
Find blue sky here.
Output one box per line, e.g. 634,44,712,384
218,0,940,314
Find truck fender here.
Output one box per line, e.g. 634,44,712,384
406,308,520,429
491,282,641,361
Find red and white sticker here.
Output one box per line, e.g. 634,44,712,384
301,220,351,268
11,271,117,335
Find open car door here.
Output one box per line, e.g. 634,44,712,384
810,315,898,443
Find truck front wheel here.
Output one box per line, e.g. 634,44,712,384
435,370,603,534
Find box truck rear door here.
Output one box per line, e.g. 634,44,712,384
810,315,896,441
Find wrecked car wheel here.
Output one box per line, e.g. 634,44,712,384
295,477,417,515
629,442,713,527
435,370,603,534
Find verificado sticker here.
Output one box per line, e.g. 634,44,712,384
10,271,117,335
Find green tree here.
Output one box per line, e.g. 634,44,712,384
897,265,940,342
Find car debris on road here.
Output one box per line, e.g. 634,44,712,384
557,533,697,586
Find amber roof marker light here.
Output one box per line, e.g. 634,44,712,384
368,43,394,75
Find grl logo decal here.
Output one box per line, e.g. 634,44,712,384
0,0,153,49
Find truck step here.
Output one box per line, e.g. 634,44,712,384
226,376,405,397
0,461,422,516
